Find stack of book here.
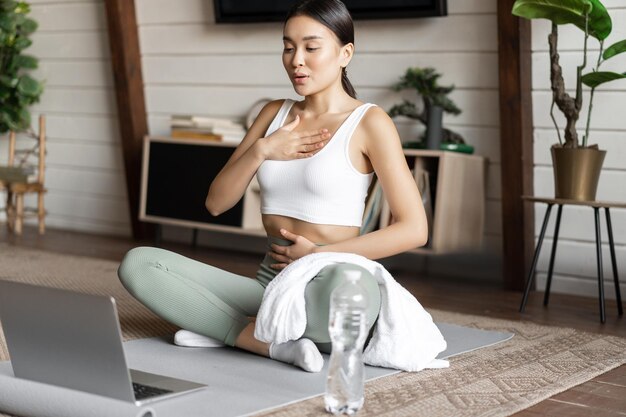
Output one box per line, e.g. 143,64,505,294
170,115,247,144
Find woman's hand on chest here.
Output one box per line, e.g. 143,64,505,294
259,115,330,161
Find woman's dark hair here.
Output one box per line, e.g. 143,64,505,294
285,0,357,98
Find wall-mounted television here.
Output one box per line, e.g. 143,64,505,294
214,0,448,24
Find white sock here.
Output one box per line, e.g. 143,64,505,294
269,338,324,372
174,330,225,348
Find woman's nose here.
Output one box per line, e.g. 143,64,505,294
291,49,305,68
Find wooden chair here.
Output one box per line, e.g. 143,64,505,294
0,115,47,235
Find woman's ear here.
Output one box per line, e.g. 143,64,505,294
340,43,354,68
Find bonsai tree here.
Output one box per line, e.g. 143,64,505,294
512,0,626,148
0,0,44,134
388,67,465,144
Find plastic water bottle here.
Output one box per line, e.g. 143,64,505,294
324,269,369,415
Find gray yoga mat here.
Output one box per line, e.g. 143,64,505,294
0,323,513,417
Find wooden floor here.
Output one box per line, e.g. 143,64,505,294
1,226,625,416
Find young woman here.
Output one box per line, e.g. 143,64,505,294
118,0,428,373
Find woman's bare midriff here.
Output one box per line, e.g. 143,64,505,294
262,214,360,244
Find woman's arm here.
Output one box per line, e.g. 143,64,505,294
270,107,428,263
205,100,281,216
206,100,331,216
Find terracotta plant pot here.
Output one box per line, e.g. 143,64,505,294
551,145,606,201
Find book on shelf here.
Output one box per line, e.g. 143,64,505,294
211,125,247,135
212,126,247,144
170,114,244,129
170,114,247,144
170,128,222,141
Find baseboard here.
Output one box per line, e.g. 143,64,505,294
536,272,625,300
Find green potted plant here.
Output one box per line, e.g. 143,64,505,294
0,0,44,134
512,0,626,201
388,67,468,152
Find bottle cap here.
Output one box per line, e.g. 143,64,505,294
344,270,362,282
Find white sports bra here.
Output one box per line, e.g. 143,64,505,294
256,99,375,227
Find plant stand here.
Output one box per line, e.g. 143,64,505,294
519,196,624,323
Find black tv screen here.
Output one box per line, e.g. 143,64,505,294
214,0,447,23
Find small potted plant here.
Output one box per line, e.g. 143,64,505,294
0,1,44,134
388,67,468,151
512,0,626,201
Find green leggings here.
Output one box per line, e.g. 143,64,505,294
117,237,381,353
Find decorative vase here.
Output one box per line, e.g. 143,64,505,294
551,145,606,201
425,104,443,150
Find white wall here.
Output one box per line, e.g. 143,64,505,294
136,0,503,264
0,0,131,236
531,2,626,298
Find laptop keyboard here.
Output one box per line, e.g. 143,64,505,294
133,382,174,400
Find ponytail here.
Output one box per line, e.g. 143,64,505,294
341,67,357,99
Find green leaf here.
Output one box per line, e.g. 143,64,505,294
4,110,21,131
0,87,10,100
581,71,626,88
512,0,612,40
0,1,18,12
0,74,19,87
388,100,421,119
14,54,37,69
12,36,31,50
13,12,24,26
0,13,16,32
15,2,30,15
0,111,12,134
17,106,30,129
603,39,626,60
17,74,41,96
19,17,36,34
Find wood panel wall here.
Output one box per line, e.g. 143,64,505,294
7,0,132,236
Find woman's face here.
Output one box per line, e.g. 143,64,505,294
282,15,352,96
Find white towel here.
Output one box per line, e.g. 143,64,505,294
254,252,448,372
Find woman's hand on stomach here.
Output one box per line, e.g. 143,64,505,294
264,215,360,270
258,115,330,161
268,229,318,270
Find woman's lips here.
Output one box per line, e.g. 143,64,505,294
293,73,309,84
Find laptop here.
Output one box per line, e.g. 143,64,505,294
0,280,207,405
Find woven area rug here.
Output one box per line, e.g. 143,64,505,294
0,243,625,417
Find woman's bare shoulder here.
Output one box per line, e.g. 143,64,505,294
360,105,400,143
246,99,288,139
255,99,287,122
363,104,393,125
